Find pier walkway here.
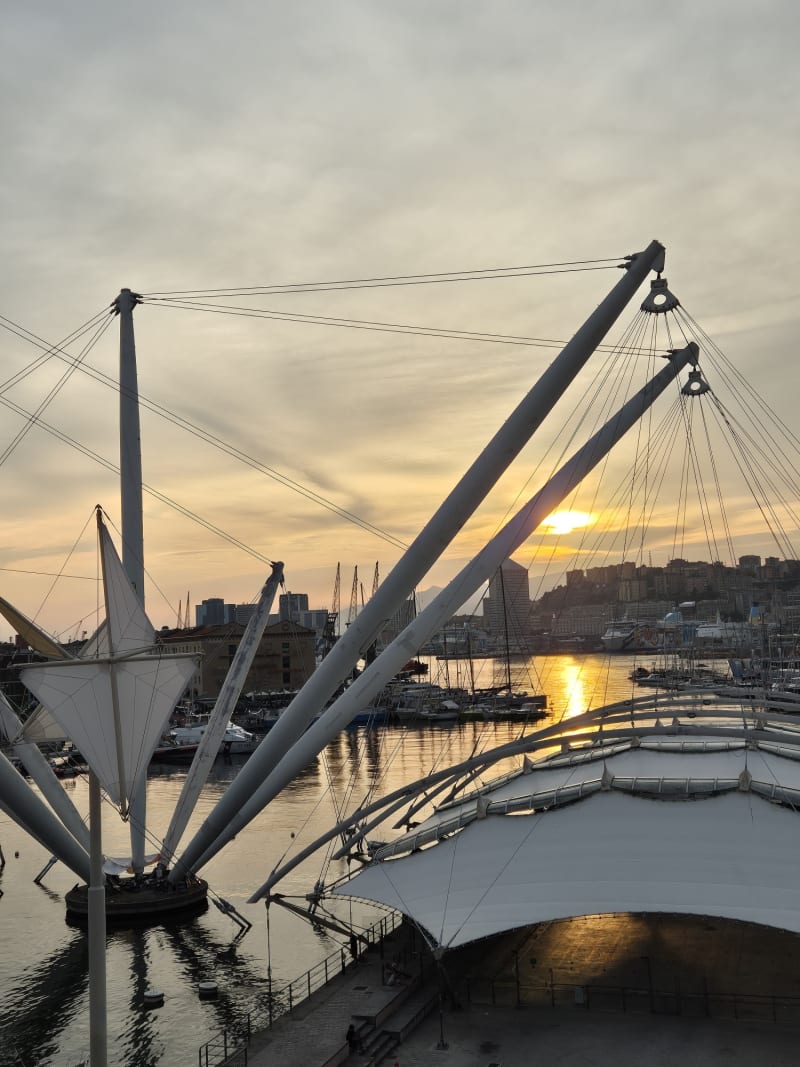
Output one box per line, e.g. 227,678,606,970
233,912,800,1066
244,919,440,1067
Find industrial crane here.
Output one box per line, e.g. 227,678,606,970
346,566,359,628
321,563,340,658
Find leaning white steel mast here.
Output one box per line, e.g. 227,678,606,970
172,239,666,883
240,340,701,899
159,561,284,865
0,749,91,880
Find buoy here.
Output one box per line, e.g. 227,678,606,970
198,980,218,1000
143,989,164,1008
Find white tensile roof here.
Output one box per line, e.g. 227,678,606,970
332,697,800,950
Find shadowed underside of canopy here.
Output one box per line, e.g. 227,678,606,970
332,698,800,951
336,785,800,950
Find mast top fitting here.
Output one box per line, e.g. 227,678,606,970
682,368,710,396
111,289,142,315
641,276,680,314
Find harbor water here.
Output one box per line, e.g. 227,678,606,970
0,653,678,1066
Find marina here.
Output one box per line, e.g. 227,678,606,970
2,657,622,1067
5,653,800,1065
3,243,800,1067
2,0,798,1060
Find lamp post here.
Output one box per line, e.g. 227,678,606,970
436,992,449,1051
641,955,654,1012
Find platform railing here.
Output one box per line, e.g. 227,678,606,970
461,974,800,1025
198,910,403,1067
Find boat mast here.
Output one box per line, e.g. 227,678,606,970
171,240,667,883
499,566,512,693
113,288,147,874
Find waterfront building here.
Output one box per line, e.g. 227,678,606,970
195,597,235,626
160,620,316,698
194,591,331,647
279,591,308,622
481,558,532,645
234,602,257,625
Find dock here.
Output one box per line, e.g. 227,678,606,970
210,912,800,1066
244,919,440,1067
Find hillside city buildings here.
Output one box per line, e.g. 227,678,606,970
167,552,800,699
4,553,789,709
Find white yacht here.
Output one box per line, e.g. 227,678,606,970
170,719,259,755
600,619,660,653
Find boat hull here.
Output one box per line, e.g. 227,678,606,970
151,742,199,763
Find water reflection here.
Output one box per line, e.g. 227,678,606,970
0,654,645,1065
0,931,88,1064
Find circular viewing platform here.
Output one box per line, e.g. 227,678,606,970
65,875,208,924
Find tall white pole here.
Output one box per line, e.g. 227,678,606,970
116,288,144,602
114,289,147,873
87,771,107,1067
82,286,145,1067
172,240,666,882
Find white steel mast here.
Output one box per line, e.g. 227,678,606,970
115,287,148,877
0,749,91,880
237,340,700,899
171,239,666,883
159,562,284,865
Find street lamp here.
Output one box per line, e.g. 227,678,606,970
641,955,654,1012
436,992,449,1051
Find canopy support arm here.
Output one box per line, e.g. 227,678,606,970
171,240,666,883
238,341,699,901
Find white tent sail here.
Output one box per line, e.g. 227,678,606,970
21,656,197,809
98,521,154,653
0,594,69,660
18,704,69,744
21,510,197,812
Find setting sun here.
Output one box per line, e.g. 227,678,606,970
541,510,595,535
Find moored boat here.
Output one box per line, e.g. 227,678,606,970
170,719,258,755
600,618,660,653
150,738,199,763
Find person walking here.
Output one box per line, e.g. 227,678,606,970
346,1022,364,1054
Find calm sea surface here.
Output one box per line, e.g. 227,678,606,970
0,653,659,1066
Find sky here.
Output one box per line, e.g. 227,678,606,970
1,1,799,640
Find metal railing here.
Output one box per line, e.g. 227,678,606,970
198,911,403,1067
461,975,800,1025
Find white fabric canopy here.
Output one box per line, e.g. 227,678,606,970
20,515,196,809
21,656,196,807
446,742,800,811
99,521,155,654
335,790,800,949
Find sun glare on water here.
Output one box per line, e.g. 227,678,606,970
541,510,595,535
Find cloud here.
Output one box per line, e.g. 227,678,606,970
1,1,798,631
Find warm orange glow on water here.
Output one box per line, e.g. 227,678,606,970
0,655,657,1065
